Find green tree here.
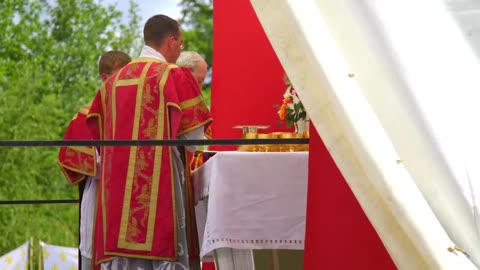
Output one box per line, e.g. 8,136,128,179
179,0,213,66
0,0,141,259
178,0,213,104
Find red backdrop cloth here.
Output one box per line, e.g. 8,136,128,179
201,263,215,270
210,0,293,151
210,0,397,269
305,125,396,269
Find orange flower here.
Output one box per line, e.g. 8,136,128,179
278,104,287,120
283,97,292,104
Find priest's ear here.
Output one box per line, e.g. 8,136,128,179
100,73,109,82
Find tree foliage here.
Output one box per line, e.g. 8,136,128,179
178,0,213,104
0,0,215,261
0,0,141,257
179,0,213,66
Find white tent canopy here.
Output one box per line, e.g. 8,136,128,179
250,0,480,269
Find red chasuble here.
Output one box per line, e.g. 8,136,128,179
87,58,212,264
58,103,97,185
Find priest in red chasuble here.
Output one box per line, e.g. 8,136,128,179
58,50,131,270
87,14,212,270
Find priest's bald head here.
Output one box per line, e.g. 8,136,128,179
144,14,183,63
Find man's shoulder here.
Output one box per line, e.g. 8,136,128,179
130,57,175,67
68,102,91,122
148,62,192,81
117,58,192,83
128,58,188,71
167,65,193,77
148,61,187,73
78,102,92,116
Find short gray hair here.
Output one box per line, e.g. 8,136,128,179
176,51,206,71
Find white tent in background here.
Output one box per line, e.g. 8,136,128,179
0,241,30,270
39,241,78,270
250,0,480,269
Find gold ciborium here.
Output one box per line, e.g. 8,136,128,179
234,125,269,152
238,133,258,152
279,132,304,152
268,132,281,152
257,133,275,152
233,125,270,134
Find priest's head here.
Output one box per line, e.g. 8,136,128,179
144,14,183,63
98,50,131,82
177,51,208,89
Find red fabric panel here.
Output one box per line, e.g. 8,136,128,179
210,0,293,150
201,262,215,270
212,0,396,268
305,125,396,269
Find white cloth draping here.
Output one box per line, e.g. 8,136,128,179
250,0,479,268
192,151,308,258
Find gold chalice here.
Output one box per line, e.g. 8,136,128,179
238,133,258,152
233,125,269,134
268,133,281,152
279,132,303,152
234,125,269,152
257,133,274,152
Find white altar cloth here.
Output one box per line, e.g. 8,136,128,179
193,151,308,258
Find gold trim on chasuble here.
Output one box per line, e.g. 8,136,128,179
115,78,140,87
101,66,126,252
57,164,86,185
79,102,92,115
113,62,177,259
177,95,212,136
130,57,177,65
179,96,204,110
111,67,123,138
58,146,96,176
178,118,213,136
58,161,94,178
67,146,95,155
99,83,108,254
166,101,179,260
86,84,105,141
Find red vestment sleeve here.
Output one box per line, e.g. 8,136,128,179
166,67,212,138
58,103,97,185
86,88,104,141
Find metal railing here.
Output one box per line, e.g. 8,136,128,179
0,138,309,205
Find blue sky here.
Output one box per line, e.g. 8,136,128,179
103,0,182,24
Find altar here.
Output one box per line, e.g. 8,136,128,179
193,151,308,270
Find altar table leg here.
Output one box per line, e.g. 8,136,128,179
252,250,303,270
213,249,304,270
214,248,255,270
